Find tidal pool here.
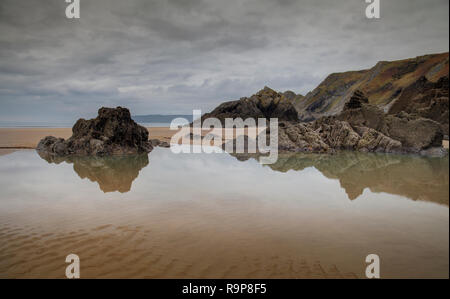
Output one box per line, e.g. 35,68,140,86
0,149,448,278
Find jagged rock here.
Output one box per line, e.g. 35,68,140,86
201,86,299,125
388,75,449,135
354,126,402,153
37,107,153,156
337,92,444,152
274,90,439,154
344,89,368,110
278,121,331,153
276,117,402,154
203,86,446,156
310,117,360,150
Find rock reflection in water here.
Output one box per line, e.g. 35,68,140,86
38,152,149,193
231,151,449,205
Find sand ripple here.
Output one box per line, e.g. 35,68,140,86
0,223,357,278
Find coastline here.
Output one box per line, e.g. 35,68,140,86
0,127,261,149
0,127,176,149
1,127,448,153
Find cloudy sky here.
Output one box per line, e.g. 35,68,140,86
0,0,448,122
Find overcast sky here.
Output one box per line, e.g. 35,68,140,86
0,0,448,122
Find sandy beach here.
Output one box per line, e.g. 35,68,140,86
0,127,260,150
0,127,176,149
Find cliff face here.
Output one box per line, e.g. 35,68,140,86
295,52,449,121
388,75,449,135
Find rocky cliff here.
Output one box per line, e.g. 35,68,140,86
277,90,445,155
295,52,449,121
388,75,449,135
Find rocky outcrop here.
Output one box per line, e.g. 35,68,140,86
267,90,443,155
276,119,402,154
37,107,153,156
343,90,368,109
206,85,446,156
388,75,449,135
201,86,299,124
277,121,330,153
337,94,444,152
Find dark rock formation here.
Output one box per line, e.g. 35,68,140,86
343,90,368,110
201,86,299,125
338,95,444,152
37,107,153,156
208,87,446,156
274,90,444,155
388,75,449,135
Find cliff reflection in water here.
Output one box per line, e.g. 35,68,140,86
38,152,149,193
231,151,449,205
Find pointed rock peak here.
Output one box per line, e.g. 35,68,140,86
282,90,297,101
344,90,369,110
256,86,278,97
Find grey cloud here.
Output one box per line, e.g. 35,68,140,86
0,0,448,121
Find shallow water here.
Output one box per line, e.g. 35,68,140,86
0,149,448,278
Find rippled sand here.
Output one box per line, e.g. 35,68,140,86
0,150,448,278
0,223,359,278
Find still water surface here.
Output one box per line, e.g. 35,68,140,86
0,149,448,278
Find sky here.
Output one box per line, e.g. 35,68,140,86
0,0,448,122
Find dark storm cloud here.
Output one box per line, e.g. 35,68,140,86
0,0,448,121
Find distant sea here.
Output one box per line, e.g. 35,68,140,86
0,115,193,128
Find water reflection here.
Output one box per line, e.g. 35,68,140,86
36,147,449,204
37,152,149,193
0,149,448,278
231,152,449,205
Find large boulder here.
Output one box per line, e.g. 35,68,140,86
37,107,153,156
